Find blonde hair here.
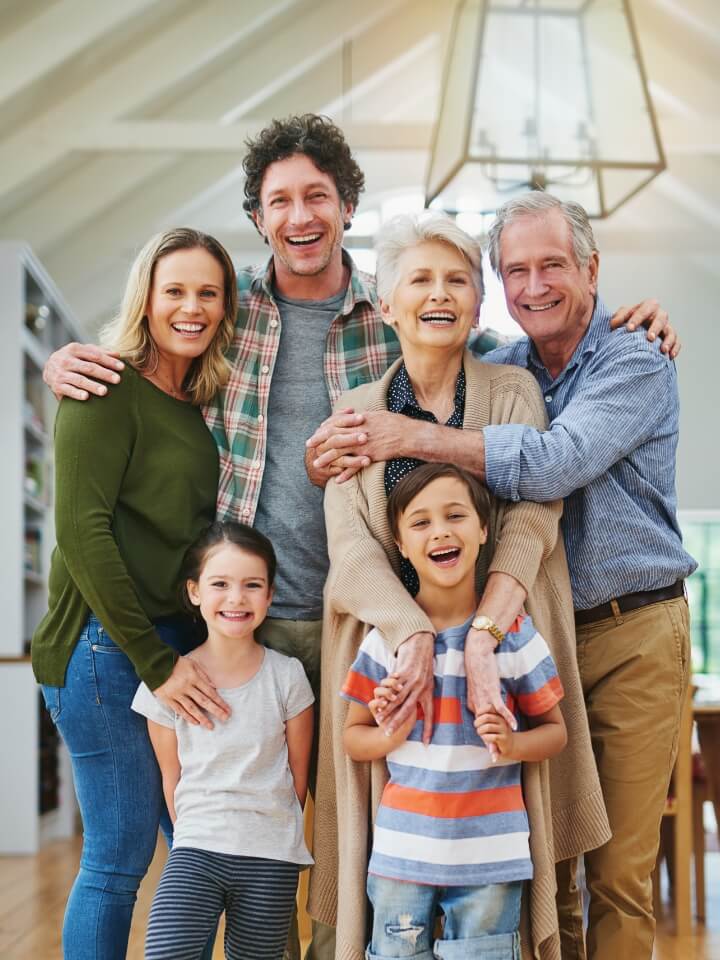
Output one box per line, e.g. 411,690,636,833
100,228,238,405
375,212,484,302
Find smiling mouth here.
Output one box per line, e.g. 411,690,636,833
171,322,206,335
428,546,461,566
287,233,322,247
219,611,252,621
419,311,457,325
523,300,561,312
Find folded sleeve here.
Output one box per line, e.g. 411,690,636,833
131,681,176,729
284,657,316,721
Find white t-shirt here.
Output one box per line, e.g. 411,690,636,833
132,647,314,865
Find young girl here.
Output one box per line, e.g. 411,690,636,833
342,464,567,960
132,521,314,960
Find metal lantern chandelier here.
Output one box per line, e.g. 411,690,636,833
426,0,666,218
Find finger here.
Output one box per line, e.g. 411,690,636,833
314,436,367,468
54,383,90,401
67,343,125,368
670,339,681,360
178,695,213,729
608,305,632,329
488,741,499,763
494,698,517,731
644,305,666,341
421,692,433,746
173,705,200,726
384,695,416,735
659,325,676,354
62,372,112,397
335,461,368,484
69,359,123,385
199,692,231,720
306,413,364,447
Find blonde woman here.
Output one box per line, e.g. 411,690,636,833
32,228,237,960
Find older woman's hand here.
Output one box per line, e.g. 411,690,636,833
465,628,517,760
154,657,232,729
372,631,435,744
308,410,426,482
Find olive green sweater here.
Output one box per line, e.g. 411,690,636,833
32,365,219,690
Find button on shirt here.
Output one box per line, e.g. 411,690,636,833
476,299,697,610
384,363,466,595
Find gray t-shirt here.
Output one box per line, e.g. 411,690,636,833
254,288,346,620
131,648,314,865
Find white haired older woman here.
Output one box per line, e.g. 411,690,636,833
307,212,609,960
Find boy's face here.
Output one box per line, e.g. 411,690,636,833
395,476,487,592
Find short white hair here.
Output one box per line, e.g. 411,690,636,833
487,192,598,274
374,212,484,302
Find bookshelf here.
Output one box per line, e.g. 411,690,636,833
0,242,83,853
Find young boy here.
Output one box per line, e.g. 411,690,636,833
341,463,567,960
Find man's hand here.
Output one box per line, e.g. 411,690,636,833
372,631,435,744
308,410,422,483
43,342,125,401
304,438,369,489
610,299,680,359
153,657,232,729
474,710,515,762
465,627,516,760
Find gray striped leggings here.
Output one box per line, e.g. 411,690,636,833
145,847,300,960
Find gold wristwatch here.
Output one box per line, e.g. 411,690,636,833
470,615,505,648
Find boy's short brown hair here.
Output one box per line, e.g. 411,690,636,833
387,463,492,541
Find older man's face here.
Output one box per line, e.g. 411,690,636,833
498,208,598,351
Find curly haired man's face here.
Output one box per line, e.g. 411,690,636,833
255,154,353,281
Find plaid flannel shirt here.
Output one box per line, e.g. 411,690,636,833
203,250,505,523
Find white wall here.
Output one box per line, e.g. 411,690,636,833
597,245,719,511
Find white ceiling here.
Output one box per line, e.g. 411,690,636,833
0,0,717,335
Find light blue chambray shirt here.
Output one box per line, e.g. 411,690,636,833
476,298,697,610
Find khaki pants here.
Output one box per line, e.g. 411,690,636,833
557,597,690,960
256,617,336,960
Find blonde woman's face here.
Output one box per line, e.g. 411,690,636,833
145,247,226,362
380,241,480,359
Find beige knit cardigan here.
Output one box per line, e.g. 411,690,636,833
307,353,610,960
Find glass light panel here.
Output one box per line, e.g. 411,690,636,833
426,0,665,218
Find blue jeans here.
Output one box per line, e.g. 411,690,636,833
366,874,522,960
40,614,209,960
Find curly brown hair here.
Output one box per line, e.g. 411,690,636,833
242,114,365,230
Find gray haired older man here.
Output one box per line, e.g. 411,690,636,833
310,192,696,960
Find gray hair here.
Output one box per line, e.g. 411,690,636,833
487,192,597,274
374,212,484,302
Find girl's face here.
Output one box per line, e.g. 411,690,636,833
145,246,226,363
186,544,273,641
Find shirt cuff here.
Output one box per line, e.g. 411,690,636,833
483,424,525,501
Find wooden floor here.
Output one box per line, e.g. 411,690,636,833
1,837,718,959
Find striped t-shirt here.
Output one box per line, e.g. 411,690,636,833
341,613,563,886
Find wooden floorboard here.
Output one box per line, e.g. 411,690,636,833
1,838,718,958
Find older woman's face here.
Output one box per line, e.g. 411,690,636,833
146,247,225,362
380,240,479,356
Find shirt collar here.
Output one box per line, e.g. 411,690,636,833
251,249,377,315
527,296,611,378
388,362,466,416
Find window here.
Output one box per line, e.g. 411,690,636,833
679,512,720,675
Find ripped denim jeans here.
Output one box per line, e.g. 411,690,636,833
366,874,522,960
